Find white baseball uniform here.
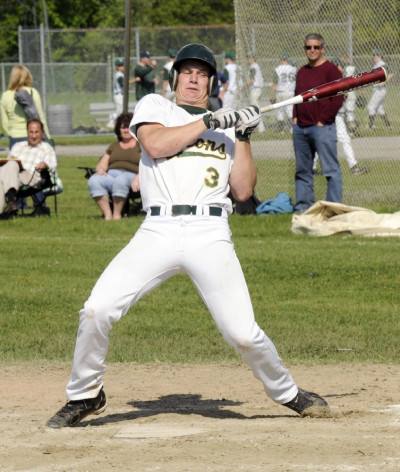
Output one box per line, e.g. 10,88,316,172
107,69,124,127
223,63,238,109
249,62,265,132
368,59,387,116
162,60,175,100
274,63,297,121
66,93,297,405
342,64,356,123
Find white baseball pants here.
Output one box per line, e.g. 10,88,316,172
223,90,237,110
275,91,294,122
66,215,297,404
336,114,357,169
344,91,356,123
368,88,387,116
250,87,266,132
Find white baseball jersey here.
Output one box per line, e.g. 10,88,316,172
274,63,297,93
249,63,264,89
372,59,386,88
344,64,356,77
131,93,235,213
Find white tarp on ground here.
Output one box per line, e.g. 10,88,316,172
291,201,400,237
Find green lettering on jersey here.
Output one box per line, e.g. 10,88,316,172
179,139,227,160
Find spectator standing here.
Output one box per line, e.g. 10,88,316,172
221,51,238,109
107,57,125,128
162,48,177,100
0,118,56,217
292,33,344,213
272,54,297,132
248,56,265,132
367,51,391,129
88,112,140,221
0,65,51,149
314,57,368,176
134,51,158,101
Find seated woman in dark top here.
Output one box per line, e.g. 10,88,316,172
88,112,140,220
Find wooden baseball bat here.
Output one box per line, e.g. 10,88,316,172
260,67,387,114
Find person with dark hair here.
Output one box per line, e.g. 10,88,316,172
292,33,344,212
0,118,56,217
87,112,141,220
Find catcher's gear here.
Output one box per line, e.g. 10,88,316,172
203,108,239,130
235,106,261,141
169,43,217,94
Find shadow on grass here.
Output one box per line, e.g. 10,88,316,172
81,393,290,427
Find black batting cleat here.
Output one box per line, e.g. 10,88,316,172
47,388,107,428
283,388,331,418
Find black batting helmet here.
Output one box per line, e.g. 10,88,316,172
169,43,217,94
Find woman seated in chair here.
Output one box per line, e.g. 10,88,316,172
88,112,140,220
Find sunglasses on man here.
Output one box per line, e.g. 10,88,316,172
304,45,322,50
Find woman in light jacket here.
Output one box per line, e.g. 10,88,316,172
0,65,51,149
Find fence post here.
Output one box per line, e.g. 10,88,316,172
347,14,353,62
107,54,112,101
18,25,23,63
40,23,47,113
135,28,140,63
1,63,6,93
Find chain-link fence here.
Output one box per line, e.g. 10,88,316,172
0,25,234,133
1,13,399,207
234,0,400,207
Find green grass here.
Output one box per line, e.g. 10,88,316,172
0,156,399,364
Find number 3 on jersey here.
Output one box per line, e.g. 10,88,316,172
204,166,219,188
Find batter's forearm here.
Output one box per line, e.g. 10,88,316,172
137,120,207,159
229,142,257,201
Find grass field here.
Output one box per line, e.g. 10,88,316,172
0,155,399,365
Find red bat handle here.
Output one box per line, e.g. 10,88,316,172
301,67,387,102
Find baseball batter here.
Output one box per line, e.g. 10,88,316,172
47,43,330,428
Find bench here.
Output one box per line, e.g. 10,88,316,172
89,102,136,125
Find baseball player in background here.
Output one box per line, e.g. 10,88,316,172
272,53,297,132
162,48,177,100
367,50,392,129
47,43,330,429
221,51,238,109
341,54,358,134
107,57,125,128
248,56,266,132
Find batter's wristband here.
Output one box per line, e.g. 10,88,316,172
203,113,212,129
235,130,251,142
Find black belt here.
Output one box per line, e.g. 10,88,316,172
150,205,223,217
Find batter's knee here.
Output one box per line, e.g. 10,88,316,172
226,325,262,353
80,302,122,329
